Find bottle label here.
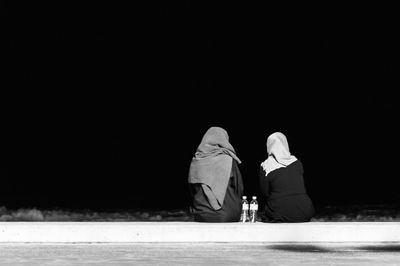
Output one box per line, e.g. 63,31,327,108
250,204,258,211
242,204,249,210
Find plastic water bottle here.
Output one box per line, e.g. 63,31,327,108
249,196,258,223
240,196,249,222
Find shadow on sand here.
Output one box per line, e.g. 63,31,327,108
357,245,400,253
266,244,400,253
266,244,334,253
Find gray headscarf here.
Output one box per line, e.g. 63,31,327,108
188,127,241,210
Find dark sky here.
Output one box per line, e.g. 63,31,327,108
2,1,398,210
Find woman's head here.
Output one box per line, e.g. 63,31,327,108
200,127,230,149
195,126,240,163
266,132,292,159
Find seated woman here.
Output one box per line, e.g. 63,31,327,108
188,127,244,222
259,132,315,222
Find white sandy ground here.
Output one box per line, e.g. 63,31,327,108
1,223,400,265
0,243,400,266
2,222,400,242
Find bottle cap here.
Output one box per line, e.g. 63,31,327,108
242,196,247,199
252,196,257,199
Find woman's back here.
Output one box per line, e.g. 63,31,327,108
190,160,243,222
265,160,307,200
188,127,243,222
259,132,315,223
260,160,315,222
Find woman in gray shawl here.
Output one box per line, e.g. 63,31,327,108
188,127,244,222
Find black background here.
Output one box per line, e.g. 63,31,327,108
2,1,398,211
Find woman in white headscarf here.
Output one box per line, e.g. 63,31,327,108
188,127,244,222
259,132,315,222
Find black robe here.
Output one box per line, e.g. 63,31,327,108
190,160,244,222
259,160,315,222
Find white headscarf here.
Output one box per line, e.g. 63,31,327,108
261,132,297,176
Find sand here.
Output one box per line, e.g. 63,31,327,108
1,243,400,266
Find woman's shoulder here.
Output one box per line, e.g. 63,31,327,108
231,159,242,175
232,158,240,168
272,159,303,173
292,159,303,167
287,159,304,173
